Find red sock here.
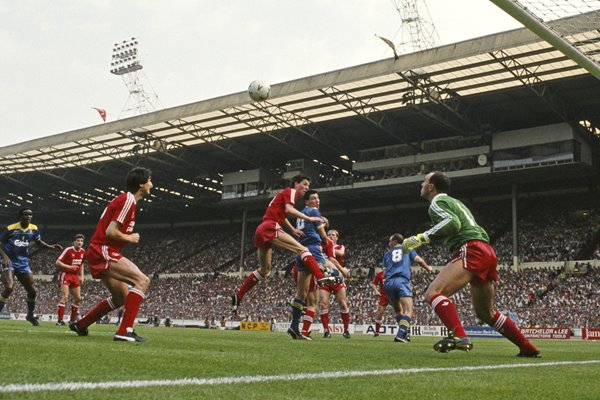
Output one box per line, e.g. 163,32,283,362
375,320,382,334
57,303,65,321
116,288,145,335
341,311,350,331
300,251,325,280
430,294,466,337
320,310,330,332
236,270,265,302
70,305,79,321
78,297,117,329
302,309,315,335
492,312,538,353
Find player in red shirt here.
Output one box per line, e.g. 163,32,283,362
54,234,86,325
319,229,351,339
371,270,388,337
231,175,340,313
69,167,152,342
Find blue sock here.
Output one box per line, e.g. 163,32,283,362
397,315,411,337
290,298,305,331
27,300,36,316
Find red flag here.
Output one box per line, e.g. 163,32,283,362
92,107,107,122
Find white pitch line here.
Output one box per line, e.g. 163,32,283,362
1,360,599,393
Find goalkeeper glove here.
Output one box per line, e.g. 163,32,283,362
402,233,430,253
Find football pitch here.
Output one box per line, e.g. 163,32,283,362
1,321,598,400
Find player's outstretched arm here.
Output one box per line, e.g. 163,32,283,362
401,233,430,253
415,255,433,273
370,281,380,297
283,219,304,238
285,204,323,224
37,239,63,251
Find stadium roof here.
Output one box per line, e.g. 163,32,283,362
1,12,599,224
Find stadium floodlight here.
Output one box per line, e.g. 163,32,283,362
109,37,161,118
110,37,143,75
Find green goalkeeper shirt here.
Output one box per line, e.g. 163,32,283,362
424,193,489,253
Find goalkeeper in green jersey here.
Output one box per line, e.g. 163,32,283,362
402,171,540,357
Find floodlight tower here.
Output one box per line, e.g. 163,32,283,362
391,0,440,54
110,37,161,118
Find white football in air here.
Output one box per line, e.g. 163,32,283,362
248,80,271,101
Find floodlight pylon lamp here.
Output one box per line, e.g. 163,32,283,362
109,37,143,76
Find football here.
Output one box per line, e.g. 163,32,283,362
248,80,271,101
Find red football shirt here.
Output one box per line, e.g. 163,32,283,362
57,246,86,274
372,270,385,292
262,187,297,225
90,192,136,252
334,244,345,266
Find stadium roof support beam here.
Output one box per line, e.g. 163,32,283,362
224,103,351,171
489,0,600,80
319,85,422,153
121,129,201,168
254,101,352,169
164,119,265,169
0,174,44,197
39,170,112,207
0,174,68,212
489,50,582,130
398,71,482,137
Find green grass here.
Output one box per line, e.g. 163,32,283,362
1,321,599,399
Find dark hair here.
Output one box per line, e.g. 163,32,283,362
18,208,33,216
290,174,310,188
390,233,404,243
73,234,85,241
126,167,152,193
429,171,451,193
304,189,318,201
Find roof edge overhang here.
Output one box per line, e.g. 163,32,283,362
0,11,595,158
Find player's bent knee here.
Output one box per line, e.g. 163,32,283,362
474,309,494,324
137,274,150,292
298,247,310,256
424,289,436,303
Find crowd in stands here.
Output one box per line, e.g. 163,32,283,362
3,266,599,329
3,191,599,329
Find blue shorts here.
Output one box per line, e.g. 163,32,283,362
7,261,32,275
295,243,326,273
384,278,412,301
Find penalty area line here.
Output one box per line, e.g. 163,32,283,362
1,360,599,393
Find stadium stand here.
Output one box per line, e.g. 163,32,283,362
3,266,599,328
3,190,596,330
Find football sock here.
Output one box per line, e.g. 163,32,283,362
0,295,8,312
116,288,146,335
26,299,36,317
302,309,315,336
492,311,538,353
300,251,325,280
430,294,467,337
236,270,265,302
341,311,350,331
320,310,330,332
70,304,79,322
78,297,117,329
290,297,305,331
397,314,411,337
375,319,383,334
57,302,65,321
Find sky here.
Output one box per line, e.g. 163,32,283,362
0,0,521,147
